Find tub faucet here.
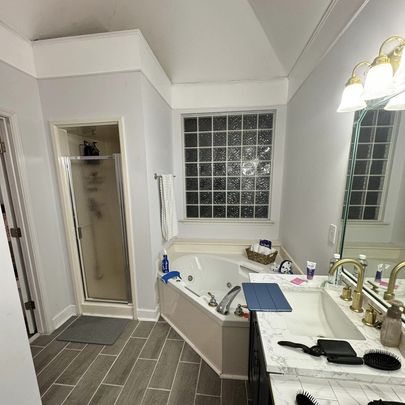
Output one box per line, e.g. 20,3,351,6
329,258,365,313
384,261,405,301
216,286,241,315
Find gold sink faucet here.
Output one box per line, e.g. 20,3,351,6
383,261,405,301
329,259,366,313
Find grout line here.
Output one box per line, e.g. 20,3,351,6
147,387,171,392
193,356,202,405
139,324,174,404
53,383,75,388
196,393,221,398
179,359,200,365
102,382,124,388
35,341,70,375
99,353,118,357
39,348,82,398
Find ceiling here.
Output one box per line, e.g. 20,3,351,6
0,0,365,84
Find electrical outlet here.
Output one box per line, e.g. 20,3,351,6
328,224,337,244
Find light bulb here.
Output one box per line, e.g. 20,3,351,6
337,82,366,113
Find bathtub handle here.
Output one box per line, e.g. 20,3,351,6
208,292,218,307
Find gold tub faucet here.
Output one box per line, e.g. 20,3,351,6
329,259,366,313
383,261,405,301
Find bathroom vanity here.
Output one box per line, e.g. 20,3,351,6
248,273,405,405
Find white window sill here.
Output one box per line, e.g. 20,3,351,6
347,220,390,226
179,219,274,225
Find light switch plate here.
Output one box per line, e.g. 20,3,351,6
329,224,337,244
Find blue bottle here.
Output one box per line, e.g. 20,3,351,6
162,251,169,273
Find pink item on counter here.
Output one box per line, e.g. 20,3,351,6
291,277,307,285
379,280,398,289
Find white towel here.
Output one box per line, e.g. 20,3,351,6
159,174,178,241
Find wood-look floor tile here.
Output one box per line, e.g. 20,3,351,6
180,343,200,363
66,342,87,350
31,316,78,347
30,346,43,356
132,321,155,338
149,339,183,389
115,359,156,405
222,379,247,405
195,395,220,405
142,389,169,405
63,355,115,405
167,362,199,405
197,361,221,396
104,337,146,385
168,328,183,340
139,322,170,359
37,349,79,395
41,384,73,405
56,344,103,385
88,384,122,405
102,320,139,355
34,340,69,374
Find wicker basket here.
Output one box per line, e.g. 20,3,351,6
245,247,278,265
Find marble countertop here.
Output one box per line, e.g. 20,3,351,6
249,273,405,385
270,374,405,405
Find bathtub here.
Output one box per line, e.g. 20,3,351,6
158,253,261,379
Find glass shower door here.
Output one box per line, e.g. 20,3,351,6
66,155,130,303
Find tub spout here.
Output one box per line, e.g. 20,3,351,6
216,286,241,315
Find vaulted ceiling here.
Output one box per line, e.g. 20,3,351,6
0,0,367,84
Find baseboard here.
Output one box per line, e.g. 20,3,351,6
81,302,134,319
137,306,160,321
52,304,77,330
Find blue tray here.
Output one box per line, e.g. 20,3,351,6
242,283,292,312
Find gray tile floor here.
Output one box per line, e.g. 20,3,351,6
31,317,251,405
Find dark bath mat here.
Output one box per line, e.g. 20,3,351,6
57,316,129,345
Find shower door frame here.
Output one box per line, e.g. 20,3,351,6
50,118,137,319
64,154,132,304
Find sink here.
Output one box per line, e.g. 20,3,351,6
282,289,365,341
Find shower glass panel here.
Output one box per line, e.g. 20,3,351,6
66,154,130,303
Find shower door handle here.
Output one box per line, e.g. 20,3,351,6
77,226,83,239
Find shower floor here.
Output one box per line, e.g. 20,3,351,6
30,316,252,405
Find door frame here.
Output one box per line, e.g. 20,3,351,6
49,117,138,319
0,110,46,334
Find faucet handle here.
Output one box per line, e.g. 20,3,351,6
362,303,382,327
234,304,244,317
208,292,218,307
367,280,380,293
340,280,352,301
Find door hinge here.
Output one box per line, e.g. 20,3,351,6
24,300,35,310
0,141,5,154
10,227,22,238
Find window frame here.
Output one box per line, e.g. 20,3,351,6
181,110,276,222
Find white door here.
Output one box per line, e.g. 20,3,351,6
0,118,36,335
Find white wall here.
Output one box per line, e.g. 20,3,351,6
0,207,41,404
0,60,75,332
140,75,173,265
38,71,164,317
172,106,287,241
281,0,405,273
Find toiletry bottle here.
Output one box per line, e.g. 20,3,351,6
356,254,368,277
380,300,404,347
328,253,341,284
306,261,317,280
375,263,384,282
162,250,169,273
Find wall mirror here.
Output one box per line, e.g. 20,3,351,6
339,89,405,314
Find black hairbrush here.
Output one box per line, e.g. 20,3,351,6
296,390,320,405
363,349,402,371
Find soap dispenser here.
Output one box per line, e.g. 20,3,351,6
380,300,404,347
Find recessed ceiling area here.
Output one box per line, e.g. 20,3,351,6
0,0,366,84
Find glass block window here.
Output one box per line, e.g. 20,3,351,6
183,111,274,220
344,109,397,221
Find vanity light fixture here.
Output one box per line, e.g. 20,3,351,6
338,35,405,112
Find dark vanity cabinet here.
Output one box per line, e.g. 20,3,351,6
249,311,273,405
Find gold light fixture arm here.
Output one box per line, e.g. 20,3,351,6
378,35,405,56
346,61,371,86
378,36,405,72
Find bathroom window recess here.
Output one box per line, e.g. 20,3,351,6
183,111,274,220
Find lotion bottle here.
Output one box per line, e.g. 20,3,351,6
380,300,403,347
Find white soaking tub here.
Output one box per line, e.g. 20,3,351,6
158,253,260,379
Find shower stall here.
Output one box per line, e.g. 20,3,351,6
64,154,131,303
